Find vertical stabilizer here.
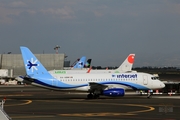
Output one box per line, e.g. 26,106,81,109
116,54,135,72
20,46,53,78
73,56,86,69
84,59,92,68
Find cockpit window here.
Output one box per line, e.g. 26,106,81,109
151,77,159,80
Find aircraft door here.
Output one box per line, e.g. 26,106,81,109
143,75,148,85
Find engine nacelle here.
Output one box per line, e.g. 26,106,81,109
103,88,125,97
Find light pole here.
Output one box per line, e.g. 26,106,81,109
54,45,60,54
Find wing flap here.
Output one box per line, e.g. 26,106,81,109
89,82,108,91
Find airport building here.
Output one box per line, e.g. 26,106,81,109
0,54,66,77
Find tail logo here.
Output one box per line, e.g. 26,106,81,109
26,58,39,72
128,55,134,64
78,62,83,67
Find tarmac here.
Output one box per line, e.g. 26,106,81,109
0,85,180,120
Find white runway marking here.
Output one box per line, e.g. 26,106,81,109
154,96,180,99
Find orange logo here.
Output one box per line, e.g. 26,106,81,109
128,55,134,64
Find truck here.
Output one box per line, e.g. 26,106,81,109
0,69,8,85
0,69,15,85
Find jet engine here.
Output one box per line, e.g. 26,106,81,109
103,88,125,97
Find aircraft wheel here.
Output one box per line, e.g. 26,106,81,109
87,93,93,99
93,94,99,99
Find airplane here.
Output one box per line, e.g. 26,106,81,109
88,54,135,73
73,58,91,68
84,59,92,68
20,46,165,99
64,56,87,70
72,56,86,69
49,54,135,74
64,57,91,70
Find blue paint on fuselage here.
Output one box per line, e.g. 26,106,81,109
31,77,149,90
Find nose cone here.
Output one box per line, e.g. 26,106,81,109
160,82,165,88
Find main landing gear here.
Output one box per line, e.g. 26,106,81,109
87,93,100,99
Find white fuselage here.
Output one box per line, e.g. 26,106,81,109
31,72,165,92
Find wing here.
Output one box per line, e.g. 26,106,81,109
88,82,108,94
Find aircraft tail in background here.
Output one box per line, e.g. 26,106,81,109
73,56,86,69
116,54,135,72
84,59,92,68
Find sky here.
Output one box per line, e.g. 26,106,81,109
0,0,180,67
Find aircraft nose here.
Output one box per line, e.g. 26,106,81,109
160,82,165,88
